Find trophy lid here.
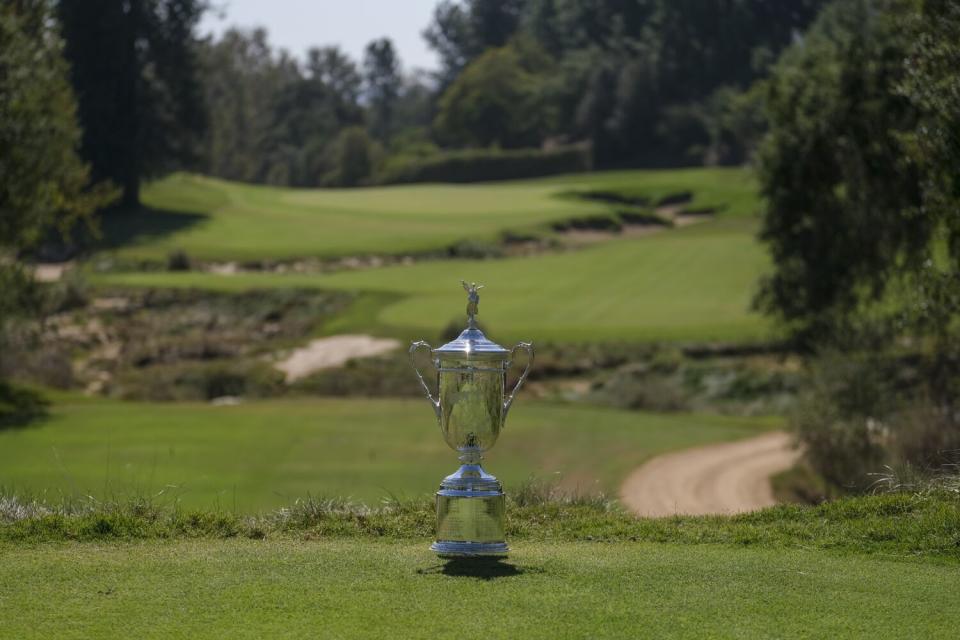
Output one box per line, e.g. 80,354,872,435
434,281,509,358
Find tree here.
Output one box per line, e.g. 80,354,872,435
423,0,472,85
424,0,526,86
510,1,829,165
0,0,116,267
901,0,960,276
200,31,366,187
434,43,550,148
363,38,402,144
327,127,380,187
306,46,363,124
754,0,922,346
756,0,960,488
393,71,436,133
200,28,297,183
58,0,207,206
1,0,116,420
897,0,960,405
266,63,345,186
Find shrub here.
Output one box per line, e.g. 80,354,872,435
45,270,89,312
376,144,590,185
290,353,422,398
793,349,960,493
1,341,75,390
323,126,382,187
551,214,622,233
445,239,504,259
113,361,286,401
166,249,191,271
434,44,552,149
0,381,49,429
617,209,670,226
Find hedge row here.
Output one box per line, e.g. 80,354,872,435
377,144,591,184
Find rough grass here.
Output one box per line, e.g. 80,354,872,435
0,395,774,510
1,489,957,561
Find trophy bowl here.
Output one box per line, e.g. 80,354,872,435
409,281,533,558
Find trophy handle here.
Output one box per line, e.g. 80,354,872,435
503,342,534,422
409,341,441,420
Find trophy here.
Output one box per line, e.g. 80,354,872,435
409,281,533,557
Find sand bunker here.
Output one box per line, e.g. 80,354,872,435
275,334,400,382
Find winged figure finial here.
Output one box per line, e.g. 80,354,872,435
461,280,484,328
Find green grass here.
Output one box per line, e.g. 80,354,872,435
541,166,762,213
0,395,773,511
2,538,958,639
90,167,773,342
94,222,770,342
91,167,772,343
107,167,758,262
4,484,957,637
93,218,770,343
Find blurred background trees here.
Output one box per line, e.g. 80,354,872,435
434,41,553,148
41,0,833,190
0,0,116,321
363,38,402,145
7,0,857,192
58,0,207,206
155,0,831,188
1,0,116,423
755,0,960,492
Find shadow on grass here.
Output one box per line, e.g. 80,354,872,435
97,206,208,251
417,558,532,581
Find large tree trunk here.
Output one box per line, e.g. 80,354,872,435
122,175,140,208
119,0,141,208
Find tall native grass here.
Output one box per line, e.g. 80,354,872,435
2,480,958,560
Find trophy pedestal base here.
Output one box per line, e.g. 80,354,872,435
433,462,508,558
431,540,508,558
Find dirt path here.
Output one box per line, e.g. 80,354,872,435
620,431,800,517
275,334,400,382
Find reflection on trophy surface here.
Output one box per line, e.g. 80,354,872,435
409,281,533,557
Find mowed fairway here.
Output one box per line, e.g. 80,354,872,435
96,220,769,342
106,167,758,261
94,169,771,342
2,539,957,639
320,217,768,342
0,396,772,510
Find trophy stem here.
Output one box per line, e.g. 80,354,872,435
458,448,483,465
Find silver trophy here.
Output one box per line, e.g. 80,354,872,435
409,281,533,557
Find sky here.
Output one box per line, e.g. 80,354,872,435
200,0,440,72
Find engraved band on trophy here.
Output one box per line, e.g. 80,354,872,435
409,281,533,557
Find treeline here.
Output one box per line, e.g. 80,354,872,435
198,0,828,187
199,29,432,187
427,0,825,166
9,1,830,197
